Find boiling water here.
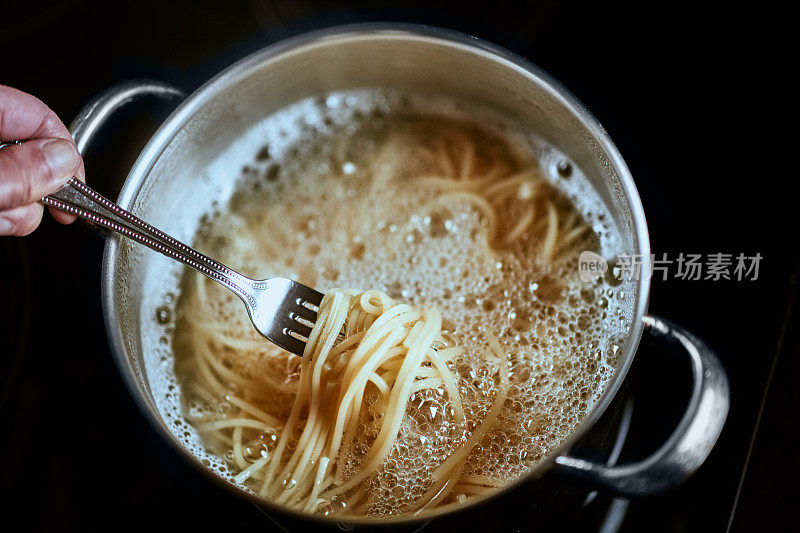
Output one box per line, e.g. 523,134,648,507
158,90,635,516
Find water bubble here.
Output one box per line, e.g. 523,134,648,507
217,401,233,416
556,159,573,178
244,440,269,462
265,164,279,181
256,145,271,161
156,305,172,324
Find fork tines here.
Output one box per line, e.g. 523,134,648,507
275,282,323,356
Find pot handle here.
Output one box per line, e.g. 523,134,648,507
69,80,185,153
553,315,730,495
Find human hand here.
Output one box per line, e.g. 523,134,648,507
0,85,84,236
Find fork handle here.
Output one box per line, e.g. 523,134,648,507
43,176,259,305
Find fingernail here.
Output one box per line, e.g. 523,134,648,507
42,139,78,185
0,217,12,235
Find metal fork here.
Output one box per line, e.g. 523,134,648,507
39,172,323,356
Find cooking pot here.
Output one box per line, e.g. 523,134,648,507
66,24,729,527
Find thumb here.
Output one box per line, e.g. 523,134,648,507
0,138,80,211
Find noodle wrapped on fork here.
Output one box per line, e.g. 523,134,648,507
191,288,472,513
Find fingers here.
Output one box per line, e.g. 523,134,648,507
48,203,77,224
0,138,81,235
0,138,81,209
0,203,44,236
1,85,84,227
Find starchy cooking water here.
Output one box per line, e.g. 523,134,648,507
151,90,635,516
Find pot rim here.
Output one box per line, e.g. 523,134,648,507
101,22,651,526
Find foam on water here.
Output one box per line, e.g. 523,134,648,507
146,89,635,515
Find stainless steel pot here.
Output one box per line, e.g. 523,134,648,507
72,24,729,526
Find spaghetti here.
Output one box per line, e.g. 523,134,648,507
184,287,507,514
173,109,620,518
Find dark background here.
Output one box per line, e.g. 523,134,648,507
0,2,792,531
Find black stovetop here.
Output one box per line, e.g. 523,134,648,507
0,2,793,531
